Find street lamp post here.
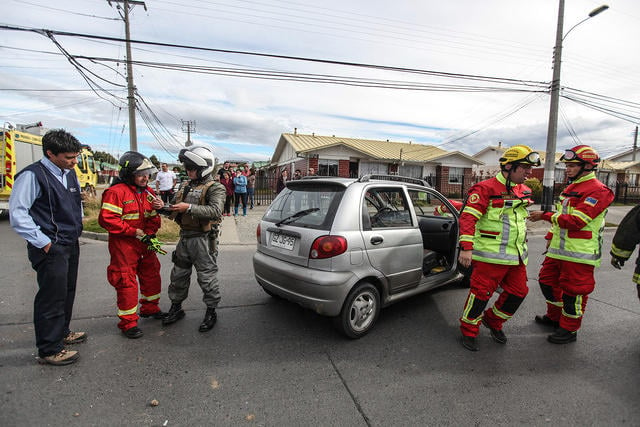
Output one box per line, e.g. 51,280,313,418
540,1,609,212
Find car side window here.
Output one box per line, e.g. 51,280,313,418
364,187,412,228
407,189,448,217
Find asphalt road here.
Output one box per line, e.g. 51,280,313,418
1,218,639,426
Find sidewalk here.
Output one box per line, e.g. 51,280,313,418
218,204,268,245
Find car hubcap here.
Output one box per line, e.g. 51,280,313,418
349,291,376,332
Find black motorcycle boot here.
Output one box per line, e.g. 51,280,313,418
198,308,217,332
162,303,185,326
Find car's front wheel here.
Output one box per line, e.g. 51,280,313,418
334,282,380,339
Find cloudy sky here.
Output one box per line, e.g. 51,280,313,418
2,0,639,163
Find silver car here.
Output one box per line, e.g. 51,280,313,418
253,175,464,338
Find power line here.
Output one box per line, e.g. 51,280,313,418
0,25,549,88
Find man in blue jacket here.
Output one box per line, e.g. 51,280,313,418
9,129,86,365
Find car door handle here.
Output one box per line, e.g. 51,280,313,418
370,236,384,245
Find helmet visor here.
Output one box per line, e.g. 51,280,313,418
523,151,541,165
133,166,157,179
178,148,188,164
561,149,579,162
183,158,199,171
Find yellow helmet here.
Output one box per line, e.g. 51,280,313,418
499,145,541,166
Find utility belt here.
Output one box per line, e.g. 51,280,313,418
180,226,219,239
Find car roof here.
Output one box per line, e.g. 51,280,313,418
289,174,432,189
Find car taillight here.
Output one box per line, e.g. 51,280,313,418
256,223,261,244
309,235,347,259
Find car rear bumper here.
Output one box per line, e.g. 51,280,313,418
253,251,356,316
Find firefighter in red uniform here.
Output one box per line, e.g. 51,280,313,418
98,151,167,339
529,145,614,344
434,199,463,217
458,145,540,351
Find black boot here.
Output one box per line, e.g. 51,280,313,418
122,326,144,339
461,334,479,352
535,314,559,329
547,327,577,344
162,303,185,325
199,308,217,332
140,310,168,320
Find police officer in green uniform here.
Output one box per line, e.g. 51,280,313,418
162,145,226,332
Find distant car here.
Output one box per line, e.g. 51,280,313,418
253,175,465,338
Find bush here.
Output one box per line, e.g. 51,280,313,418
524,177,542,203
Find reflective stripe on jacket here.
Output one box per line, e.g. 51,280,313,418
98,183,161,237
546,172,614,266
459,173,532,265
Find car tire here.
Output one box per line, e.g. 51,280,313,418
334,282,380,339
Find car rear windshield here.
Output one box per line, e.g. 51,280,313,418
263,184,344,230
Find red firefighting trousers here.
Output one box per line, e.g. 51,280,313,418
106,237,162,331
538,257,595,332
460,260,528,337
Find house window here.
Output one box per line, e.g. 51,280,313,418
448,167,463,184
359,161,388,176
398,164,422,178
318,159,338,176
555,168,565,182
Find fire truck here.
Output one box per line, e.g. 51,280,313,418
0,122,99,215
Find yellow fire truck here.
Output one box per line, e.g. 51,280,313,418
0,123,99,214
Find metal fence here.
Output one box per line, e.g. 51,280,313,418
615,183,640,205
253,175,278,207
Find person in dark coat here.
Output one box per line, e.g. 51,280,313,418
610,203,640,303
276,169,288,194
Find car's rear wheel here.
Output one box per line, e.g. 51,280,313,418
334,282,380,339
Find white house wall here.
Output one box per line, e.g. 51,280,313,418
274,143,298,165
314,145,363,160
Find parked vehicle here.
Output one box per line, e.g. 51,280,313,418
253,175,464,338
0,122,99,214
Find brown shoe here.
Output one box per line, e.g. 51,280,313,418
63,331,87,345
37,349,79,366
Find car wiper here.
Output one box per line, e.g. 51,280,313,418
275,208,319,227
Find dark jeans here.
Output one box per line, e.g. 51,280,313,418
247,187,255,208
234,192,248,215
27,241,80,357
224,195,233,214
159,190,174,204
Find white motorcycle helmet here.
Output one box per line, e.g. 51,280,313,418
178,145,214,179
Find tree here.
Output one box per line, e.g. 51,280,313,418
93,151,118,165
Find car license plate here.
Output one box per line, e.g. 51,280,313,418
271,232,296,250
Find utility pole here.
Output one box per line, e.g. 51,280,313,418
108,0,147,152
541,0,565,212
633,126,638,162
181,120,196,147
541,2,609,211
